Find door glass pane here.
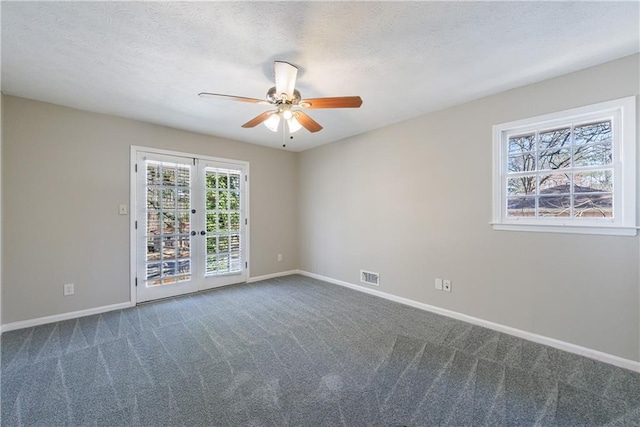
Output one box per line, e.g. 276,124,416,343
205,167,243,276
144,160,192,286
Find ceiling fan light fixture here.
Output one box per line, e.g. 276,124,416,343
282,109,293,120
287,117,302,133
264,113,280,132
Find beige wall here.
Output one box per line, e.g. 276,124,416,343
298,54,640,361
2,96,298,323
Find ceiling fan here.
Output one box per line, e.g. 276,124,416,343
198,61,363,134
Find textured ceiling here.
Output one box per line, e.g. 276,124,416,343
2,2,639,152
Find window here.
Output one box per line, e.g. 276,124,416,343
492,96,636,236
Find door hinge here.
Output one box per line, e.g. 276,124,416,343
135,163,138,173
245,262,248,269
135,277,138,287
245,175,247,182
193,158,196,166
245,218,247,225
135,220,138,229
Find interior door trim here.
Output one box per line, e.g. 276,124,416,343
129,145,250,305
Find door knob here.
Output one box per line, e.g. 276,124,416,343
200,231,206,236
190,231,196,236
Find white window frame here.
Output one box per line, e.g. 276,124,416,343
492,96,637,236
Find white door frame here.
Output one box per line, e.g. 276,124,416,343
129,145,250,305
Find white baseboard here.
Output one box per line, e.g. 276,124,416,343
1,301,135,333
247,270,299,283
297,270,640,373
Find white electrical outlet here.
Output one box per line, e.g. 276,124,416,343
63,283,75,296
443,280,452,292
277,254,283,262
435,278,443,290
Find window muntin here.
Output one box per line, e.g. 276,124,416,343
492,96,636,235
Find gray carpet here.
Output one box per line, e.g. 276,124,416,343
2,274,640,426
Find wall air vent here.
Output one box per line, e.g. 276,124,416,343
360,270,380,286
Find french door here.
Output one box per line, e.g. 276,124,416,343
134,149,248,303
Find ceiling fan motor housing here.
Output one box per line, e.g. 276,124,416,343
267,86,301,104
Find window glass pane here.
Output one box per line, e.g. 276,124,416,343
507,197,535,217
539,128,570,150
147,188,160,210
206,172,217,189
574,170,612,193
508,134,535,154
177,237,190,259
217,255,229,271
206,237,217,255
508,153,536,173
538,149,571,170
206,213,218,232
177,212,190,234
230,234,240,252
206,256,215,272
218,213,229,231
574,194,612,218
177,189,189,209
574,121,612,145
507,176,536,196
229,192,240,210
230,254,241,272
162,236,176,258
146,263,160,280
573,144,612,167
206,190,216,210
539,173,571,194
146,237,161,261
162,261,176,277
177,259,190,275
218,174,228,189
539,195,571,217
218,235,230,253
162,188,176,209
176,165,190,186
162,212,175,234
230,213,240,231
218,191,229,210
229,173,241,190
162,167,176,185
147,212,160,235
147,163,161,185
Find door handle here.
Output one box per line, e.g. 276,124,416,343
190,231,196,236
200,231,206,236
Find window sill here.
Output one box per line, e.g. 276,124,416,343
490,222,638,236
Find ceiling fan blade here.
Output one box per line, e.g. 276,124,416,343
300,96,363,109
295,111,323,133
241,111,275,128
274,61,298,99
198,92,270,105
